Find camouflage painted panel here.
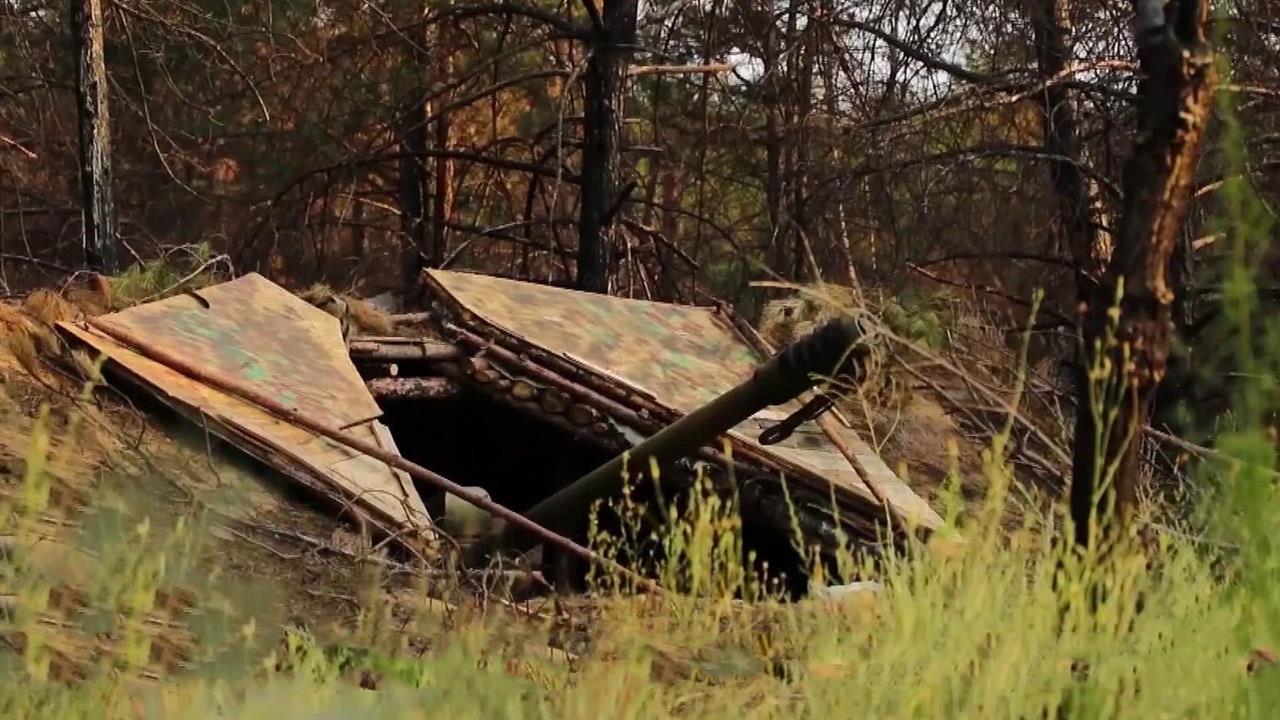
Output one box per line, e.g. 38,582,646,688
94,273,381,428
429,270,763,412
59,323,429,532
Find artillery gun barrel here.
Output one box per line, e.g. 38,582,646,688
468,318,869,560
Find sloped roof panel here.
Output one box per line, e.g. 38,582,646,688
57,276,430,539
427,270,761,412
92,273,381,429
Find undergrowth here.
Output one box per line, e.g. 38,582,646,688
108,244,229,309
2,379,1278,718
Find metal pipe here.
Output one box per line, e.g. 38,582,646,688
470,318,867,558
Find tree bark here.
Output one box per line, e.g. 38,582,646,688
1024,0,1111,290
577,0,638,294
399,97,431,285
791,2,816,281
761,0,787,278
430,20,455,270
657,169,682,300
1070,0,1216,549
70,0,118,273
779,0,802,280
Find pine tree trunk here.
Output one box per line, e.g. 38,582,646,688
791,2,816,281
70,0,118,273
429,20,455,269
399,98,430,285
577,0,638,294
1025,0,1111,293
762,0,786,277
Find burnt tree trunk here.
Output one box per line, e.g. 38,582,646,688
779,0,802,281
399,97,431,285
1070,0,1216,549
70,0,118,273
791,2,816,281
577,0,638,294
430,21,455,270
430,114,453,269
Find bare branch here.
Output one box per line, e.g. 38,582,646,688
827,15,997,85
424,3,587,39
628,63,736,77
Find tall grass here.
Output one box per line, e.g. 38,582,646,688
3,397,1275,718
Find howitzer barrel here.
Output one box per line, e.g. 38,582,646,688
468,318,869,560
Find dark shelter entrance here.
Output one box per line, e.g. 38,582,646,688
376,386,818,595
377,391,614,524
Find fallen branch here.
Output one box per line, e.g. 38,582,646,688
908,262,1074,327
135,254,232,304
0,253,73,274
0,132,38,159
366,376,462,400
628,63,736,77
1143,425,1280,480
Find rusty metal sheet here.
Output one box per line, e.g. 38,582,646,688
427,270,939,528
58,321,431,538
728,416,876,502
92,273,381,429
832,423,942,528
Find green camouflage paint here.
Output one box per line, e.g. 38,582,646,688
93,273,381,429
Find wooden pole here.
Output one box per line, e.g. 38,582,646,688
84,317,661,594
813,414,908,529
70,0,118,273
348,337,464,362
366,376,462,400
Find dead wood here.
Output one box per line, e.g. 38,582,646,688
366,376,462,400
348,337,463,363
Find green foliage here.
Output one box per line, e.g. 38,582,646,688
4,383,1280,718
879,288,951,351
108,244,225,309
